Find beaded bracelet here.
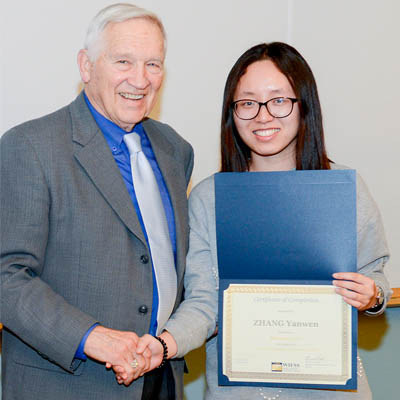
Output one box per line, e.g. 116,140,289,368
154,335,168,368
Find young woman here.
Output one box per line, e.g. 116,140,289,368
140,42,391,399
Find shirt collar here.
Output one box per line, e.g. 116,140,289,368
83,91,144,149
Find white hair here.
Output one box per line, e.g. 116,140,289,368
84,3,167,61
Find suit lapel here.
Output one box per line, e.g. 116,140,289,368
69,95,187,286
70,93,147,245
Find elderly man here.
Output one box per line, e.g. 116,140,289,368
0,3,193,400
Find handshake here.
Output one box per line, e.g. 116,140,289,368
84,325,177,386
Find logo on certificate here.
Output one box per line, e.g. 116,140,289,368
271,362,283,372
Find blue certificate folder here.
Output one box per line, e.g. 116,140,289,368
215,170,357,390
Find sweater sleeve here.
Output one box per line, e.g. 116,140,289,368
355,173,392,315
164,177,218,357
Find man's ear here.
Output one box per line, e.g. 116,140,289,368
77,49,92,83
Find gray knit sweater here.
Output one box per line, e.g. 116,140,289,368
164,165,391,399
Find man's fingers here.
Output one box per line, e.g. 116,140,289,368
112,365,128,383
125,353,148,381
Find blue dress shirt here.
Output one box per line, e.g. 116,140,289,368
74,93,177,360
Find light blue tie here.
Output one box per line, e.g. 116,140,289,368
124,133,177,334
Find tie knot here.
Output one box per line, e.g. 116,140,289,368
123,133,142,154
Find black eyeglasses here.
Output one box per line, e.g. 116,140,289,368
232,97,298,120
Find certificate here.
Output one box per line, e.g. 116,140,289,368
222,284,352,386
215,170,357,389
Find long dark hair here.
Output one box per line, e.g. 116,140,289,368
220,42,330,172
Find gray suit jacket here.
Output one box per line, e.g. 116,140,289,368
0,92,193,400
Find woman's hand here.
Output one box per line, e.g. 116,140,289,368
332,272,377,311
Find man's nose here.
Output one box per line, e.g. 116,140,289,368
127,63,149,89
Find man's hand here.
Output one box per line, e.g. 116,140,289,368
84,325,151,385
332,272,377,311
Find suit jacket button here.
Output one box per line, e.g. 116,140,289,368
140,255,149,264
138,305,148,314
